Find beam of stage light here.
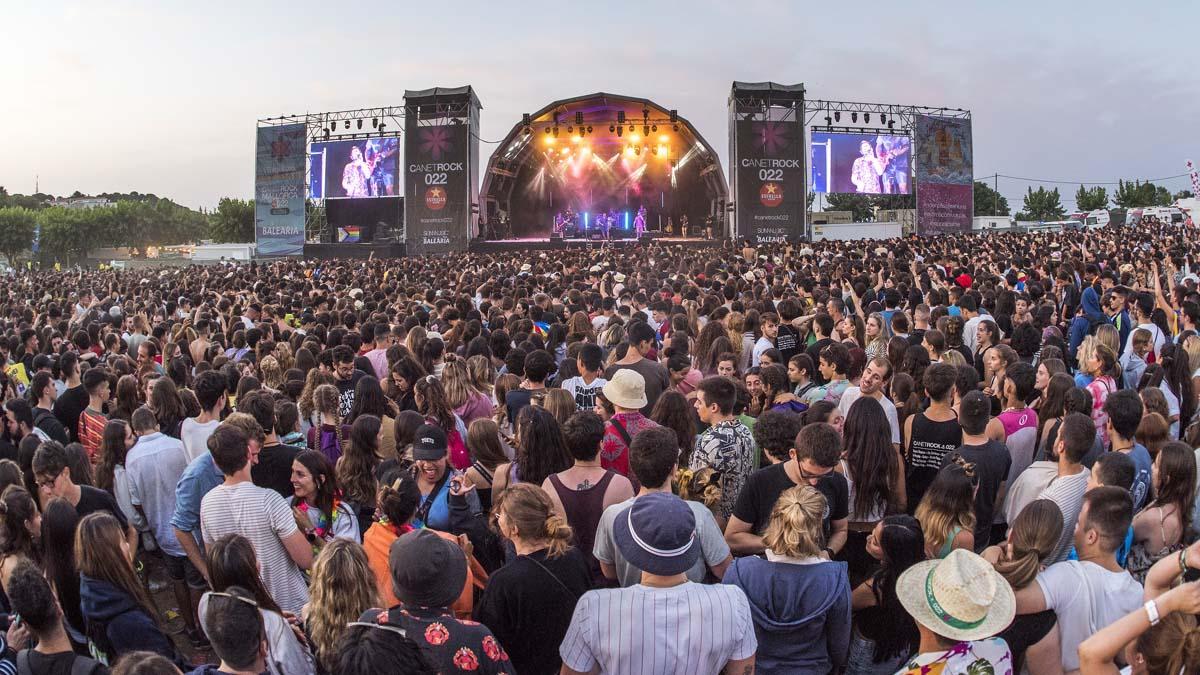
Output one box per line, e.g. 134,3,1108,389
674,144,700,170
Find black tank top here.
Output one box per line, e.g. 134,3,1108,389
548,471,615,585
905,413,963,514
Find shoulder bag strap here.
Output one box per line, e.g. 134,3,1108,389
611,418,633,448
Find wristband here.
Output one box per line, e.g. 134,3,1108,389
1181,548,1189,575
1145,600,1161,626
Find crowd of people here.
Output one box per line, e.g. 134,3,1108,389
1,221,1200,673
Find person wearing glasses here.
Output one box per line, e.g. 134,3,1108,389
724,422,849,559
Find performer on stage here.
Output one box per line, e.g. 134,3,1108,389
705,214,715,239
680,214,689,238
634,206,647,238
850,140,884,194
601,210,613,240
341,145,371,198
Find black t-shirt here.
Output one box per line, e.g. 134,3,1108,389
732,461,849,539
473,547,591,675
775,325,802,364
54,384,89,442
75,485,128,530
23,650,110,675
505,389,534,426
604,359,670,416
251,442,302,498
942,440,1011,551
336,370,366,418
806,338,834,385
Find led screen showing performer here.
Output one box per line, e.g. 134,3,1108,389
309,138,400,199
811,132,911,194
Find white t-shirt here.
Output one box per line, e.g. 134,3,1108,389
180,418,220,463
1126,322,1166,361
201,481,309,613
1036,560,1143,671
559,375,608,411
836,387,900,445
751,336,773,367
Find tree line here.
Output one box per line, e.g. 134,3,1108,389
0,188,254,265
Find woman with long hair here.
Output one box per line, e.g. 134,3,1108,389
693,321,728,376
110,374,140,423
724,485,851,673
837,397,904,586
201,534,315,675
259,355,285,392
414,375,470,470
346,375,398,460
888,372,922,437
441,359,492,427
298,370,337,435
476,483,590,675
463,418,510,515
1127,441,1196,584
338,415,382,535
759,364,806,415
651,391,697,467
466,355,496,400
303,539,379,673
76,512,175,662
41,497,87,650
1032,357,1067,412
94,419,147,535
492,406,573,502
1162,346,1194,439
847,515,923,674
1085,342,1119,447
982,499,1064,674
385,355,426,413
840,314,867,348
1034,373,1077,461
0,485,40,595
149,377,187,438
863,313,887,361
306,384,345,464
973,319,1000,382
290,450,360,546
540,389,576,427
915,462,976,559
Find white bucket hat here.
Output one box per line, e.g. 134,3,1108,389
602,369,648,410
896,548,1015,642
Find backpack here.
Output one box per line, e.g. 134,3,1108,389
308,425,345,464
18,648,104,675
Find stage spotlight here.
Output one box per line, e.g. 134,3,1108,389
553,126,559,137
851,112,858,123
357,119,363,129
879,114,886,124
672,124,679,132
344,120,351,129
560,148,569,156
609,125,616,133
322,130,330,140
629,132,640,143
567,125,573,133
545,127,552,135
629,124,635,132
372,118,379,128
575,111,584,125
656,145,667,158
330,122,337,132
571,134,582,144
659,134,669,143
888,120,895,129
616,126,623,137
586,126,593,134
624,146,635,157
834,112,841,122
524,126,532,135
580,146,591,156
651,124,657,132
824,116,832,125
544,136,555,146
378,122,386,132
643,125,650,137
864,113,870,124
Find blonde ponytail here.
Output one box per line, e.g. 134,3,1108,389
496,483,575,559
762,485,826,559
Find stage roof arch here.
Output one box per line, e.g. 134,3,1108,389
481,93,728,238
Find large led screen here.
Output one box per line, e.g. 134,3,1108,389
309,137,400,199
811,132,911,195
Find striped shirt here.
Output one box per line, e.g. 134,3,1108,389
1038,467,1091,563
201,481,309,613
559,582,756,675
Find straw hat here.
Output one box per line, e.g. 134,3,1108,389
602,369,648,410
896,548,1015,642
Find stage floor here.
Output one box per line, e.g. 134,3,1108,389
469,236,716,253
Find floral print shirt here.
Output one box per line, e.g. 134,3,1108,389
801,378,852,408
899,637,1013,675
363,604,516,674
690,419,756,519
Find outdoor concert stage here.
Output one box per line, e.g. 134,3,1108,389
469,236,715,253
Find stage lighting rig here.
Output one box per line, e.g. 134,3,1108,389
879,114,886,124
372,118,379,128
851,112,857,123
643,125,650,137
834,112,840,122
617,111,626,124
609,125,616,132
344,120,351,129
863,114,869,123
357,119,363,129
575,111,584,125
616,126,623,137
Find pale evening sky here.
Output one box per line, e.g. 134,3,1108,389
2,0,1197,212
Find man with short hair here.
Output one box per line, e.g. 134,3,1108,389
506,349,555,424
181,370,226,462
752,312,779,367
240,390,300,498
365,323,392,380
126,407,203,643
53,351,87,442
559,343,607,411
598,369,659,478
804,314,836,384
725,423,849,557
943,391,1011,552
903,363,963,513
907,304,931,346
1104,389,1153,510
751,409,803,464
332,344,365,417
1038,413,1095,563
604,321,670,415
4,399,44,446
835,357,900,447
1014,487,1143,672
28,372,68,444
565,491,755,675
800,342,852,407
33,440,138,552
1124,292,1166,361
8,560,109,674
78,368,110,459
200,424,313,613
690,376,755,520
202,588,269,675
594,426,731,587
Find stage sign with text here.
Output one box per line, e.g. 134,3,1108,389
734,119,805,244
254,124,307,256
914,115,973,236
405,124,470,255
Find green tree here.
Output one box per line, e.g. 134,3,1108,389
1074,185,1109,211
1015,187,1065,221
1114,180,1174,208
871,194,915,211
824,193,874,222
0,207,37,264
973,181,1010,216
1175,190,1195,200
210,198,255,243
37,207,92,262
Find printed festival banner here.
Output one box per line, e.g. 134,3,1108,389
734,119,805,244
914,115,973,235
254,124,307,256
405,123,471,255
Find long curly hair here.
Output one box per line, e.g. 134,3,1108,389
306,539,379,672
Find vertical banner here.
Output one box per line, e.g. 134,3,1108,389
254,124,307,256
733,119,805,243
405,124,470,255
915,115,973,235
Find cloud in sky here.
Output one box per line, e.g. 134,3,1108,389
2,0,1197,210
